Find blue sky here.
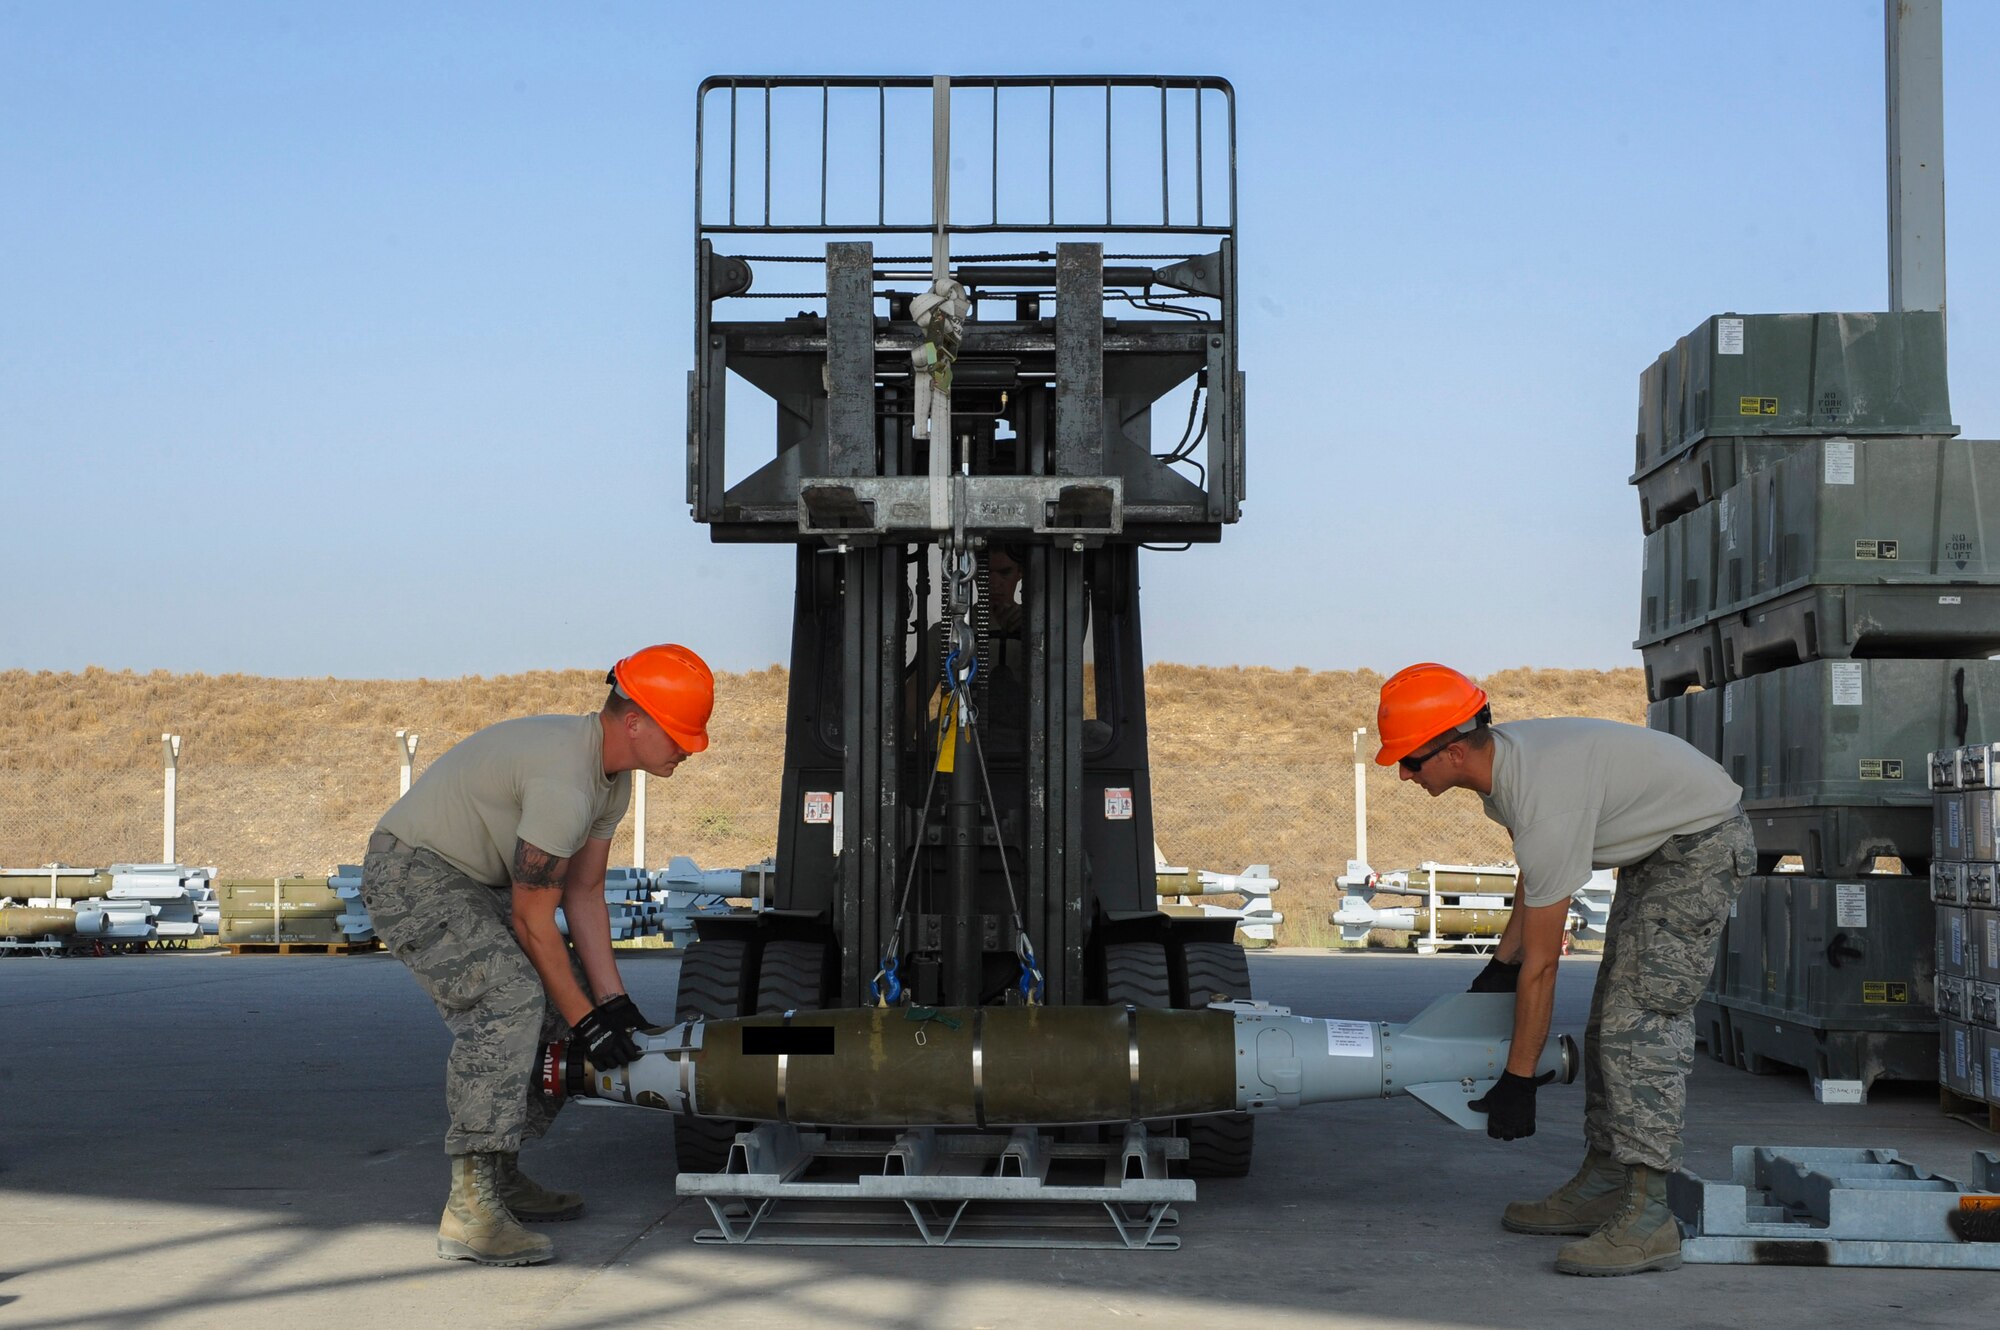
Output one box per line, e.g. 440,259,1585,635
5,2,1996,678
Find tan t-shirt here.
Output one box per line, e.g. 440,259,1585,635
1479,718,1741,907
376,714,631,886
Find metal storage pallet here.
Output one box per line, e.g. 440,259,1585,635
675,1121,1194,1250
1669,1146,2000,1269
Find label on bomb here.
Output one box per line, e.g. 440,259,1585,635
1324,1020,1374,1058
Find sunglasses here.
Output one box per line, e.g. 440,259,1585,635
1398,737,1460,774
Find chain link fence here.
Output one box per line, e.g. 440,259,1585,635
2,667,1639,943
1150,759,1512,948
0,738,161,869
0,732,1509,946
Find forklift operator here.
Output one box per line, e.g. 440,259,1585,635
360,643,714,1267
1374,662,1752,1278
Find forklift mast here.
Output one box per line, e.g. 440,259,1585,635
677,76,1249,1172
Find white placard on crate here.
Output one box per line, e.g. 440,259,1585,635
1830,662,1865,706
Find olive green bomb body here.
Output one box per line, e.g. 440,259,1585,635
0,907,103,939
695,1005,1234,1126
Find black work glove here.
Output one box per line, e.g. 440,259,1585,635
1468,1069,1554,1140
1468,957,1522,993
597,992,652,1034
573,1002,643,1069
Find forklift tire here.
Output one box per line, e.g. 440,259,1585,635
671,937,753,1175
1174,939,1256,1178
1100,941,1172,1007
754,939,829,1014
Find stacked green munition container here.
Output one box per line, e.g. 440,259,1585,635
1928,743,2000,1118
1633,309,2000,1098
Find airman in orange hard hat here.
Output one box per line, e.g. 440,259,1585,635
360,643,715,1268
1374,662,1752,1278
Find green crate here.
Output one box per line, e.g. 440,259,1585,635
1782,876,1935,1024
1632,310,1954,480
1684,312,1818,439
1748,437,2000,603
1729,660,2000,807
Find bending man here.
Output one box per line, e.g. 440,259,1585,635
361,644,714,1266
1375,663,1752,1277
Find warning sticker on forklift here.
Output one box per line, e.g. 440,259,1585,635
1103,788,1133,820
1836,883,1868,927
1717,317,1745,354
1824,438,1856,484
1858,759,1904,781
1830,661,1864,706
1862,982,1909,1004
803,792,834,824
1324,1020,1374,1057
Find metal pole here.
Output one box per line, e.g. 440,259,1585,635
633,770,648,870
160,734,181,863
928,75,953,531
395,729,420,797
1886,0,1946,314
1351,727,1369,868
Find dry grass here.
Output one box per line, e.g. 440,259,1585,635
0,664,1646,943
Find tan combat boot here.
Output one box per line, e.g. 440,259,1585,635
1502,1147,1626,1234
437,1153,557,1266
496,1152,584,1222
1553,1164,1682,1276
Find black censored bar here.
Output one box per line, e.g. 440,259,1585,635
741,1026,837,1056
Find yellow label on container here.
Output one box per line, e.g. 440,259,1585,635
1862,981,1909,1004
1739,396,1779,416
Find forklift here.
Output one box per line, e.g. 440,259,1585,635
676,75,1252,1177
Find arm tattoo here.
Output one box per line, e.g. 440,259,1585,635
512,839,568,890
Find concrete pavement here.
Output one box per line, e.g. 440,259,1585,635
3,949,1995,1329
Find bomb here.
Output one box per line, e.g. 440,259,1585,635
542,992,1575,1131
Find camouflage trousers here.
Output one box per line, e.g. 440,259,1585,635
361,830,583,1156
1584,810,1755,1171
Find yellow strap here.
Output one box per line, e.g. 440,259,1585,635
932,690,956,773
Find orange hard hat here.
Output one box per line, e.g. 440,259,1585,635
609,644,714,754
1374,663,1489,765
